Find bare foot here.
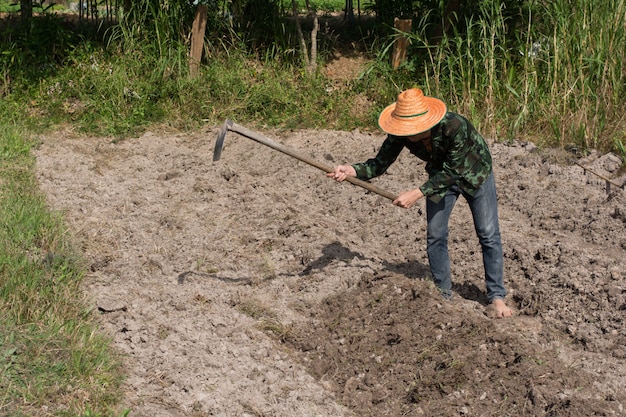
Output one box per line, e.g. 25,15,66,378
489,298,513,318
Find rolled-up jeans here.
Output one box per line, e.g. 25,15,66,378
425,172,506,302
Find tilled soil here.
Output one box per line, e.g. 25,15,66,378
34,125,626,416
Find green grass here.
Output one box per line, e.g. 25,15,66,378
402,0,626,155
15,41,376,135
284,0,348,13
0,124,126,416
0,0,19,13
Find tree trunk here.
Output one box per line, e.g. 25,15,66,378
20,0,32,20
305,0,318,75
343,0,354,24
308,14,318,75
291,0,310,69
291,0,318,75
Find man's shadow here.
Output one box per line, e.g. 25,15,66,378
299,241,486,304
452,282,487,305
299,240,431,278
299,241,367,276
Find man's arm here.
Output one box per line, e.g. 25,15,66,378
351,136,405,180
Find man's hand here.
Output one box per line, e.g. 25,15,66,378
393,188,424,208
327,165,356,182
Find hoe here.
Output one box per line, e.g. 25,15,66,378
213,119,398,201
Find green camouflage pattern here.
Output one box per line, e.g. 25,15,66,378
352,112,492,203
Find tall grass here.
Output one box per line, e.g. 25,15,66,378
3,0,624,157
29,44,357,135
537,0,625,149
0,124,126,415
404,0,626,154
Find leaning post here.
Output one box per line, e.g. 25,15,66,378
189,4,208,78
391,18,412,70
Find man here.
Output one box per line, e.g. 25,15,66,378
327,88,513,318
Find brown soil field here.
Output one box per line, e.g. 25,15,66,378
34,123,625,416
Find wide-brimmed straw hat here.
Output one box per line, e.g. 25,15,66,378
378,88,447,136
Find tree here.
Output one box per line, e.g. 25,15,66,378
344,0,354,24
20,0,32,20
291,0,318,75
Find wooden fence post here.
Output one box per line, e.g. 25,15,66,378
391,18,412,70
189,4,208,78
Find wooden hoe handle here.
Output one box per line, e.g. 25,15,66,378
214,119,398,201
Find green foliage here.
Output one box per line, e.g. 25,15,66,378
111,0,197,55
285,0,347,14
0,13,80,83
13,41,376,135
0,125,125,415
232,0,283,49
613,134,626,168
0,0,20,12
533,0,625,150
2,0,624,155
389,0,626,152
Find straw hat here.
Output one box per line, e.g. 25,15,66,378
378,88,447,136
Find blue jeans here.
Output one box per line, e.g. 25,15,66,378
426,172,506,302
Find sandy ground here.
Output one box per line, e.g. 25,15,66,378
34,124,626,416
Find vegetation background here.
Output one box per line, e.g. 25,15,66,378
0,0,624,415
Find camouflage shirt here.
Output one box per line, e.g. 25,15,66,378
352,112,493,203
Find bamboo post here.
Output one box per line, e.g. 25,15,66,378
391,18,412,70
189,4,208,78
575,162,624,194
